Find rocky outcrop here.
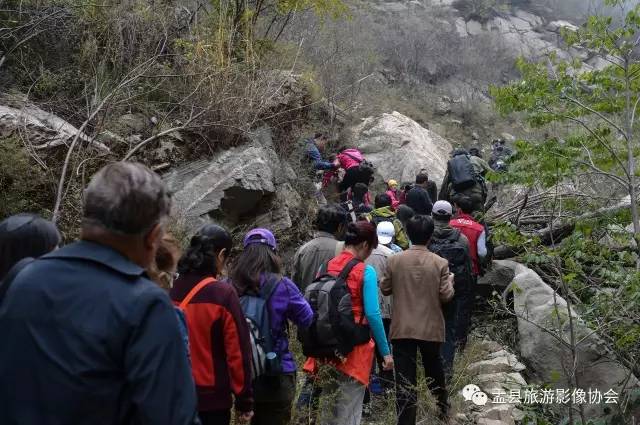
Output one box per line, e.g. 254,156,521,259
459,339,528,425
163,127,300,233
499,260,640,416
345,111,453,185
0,96,108,152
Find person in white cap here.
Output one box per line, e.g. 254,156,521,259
364,222,399,395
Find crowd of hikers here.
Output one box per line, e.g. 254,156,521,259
0,133,506,425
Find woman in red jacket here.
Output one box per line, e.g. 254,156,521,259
170,224,254,425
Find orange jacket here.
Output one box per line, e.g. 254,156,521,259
303,251,375,385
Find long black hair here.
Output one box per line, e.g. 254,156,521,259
178,224,232,277
0,213,61,280
231,238,282,295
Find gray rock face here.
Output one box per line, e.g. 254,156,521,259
0,100,108,151
478,261,516,288
345,111,453,186
500,260,640,416
163,128,299,232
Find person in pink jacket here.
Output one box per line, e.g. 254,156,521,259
336,148,372,197
385,179,400,210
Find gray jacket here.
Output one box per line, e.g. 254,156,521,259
292,232,343,291
366,244,394,319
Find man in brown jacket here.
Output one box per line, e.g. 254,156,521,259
381,214,454,424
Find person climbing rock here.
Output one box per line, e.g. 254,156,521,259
336,147,374,198
305,133,336,205
365,194,409,250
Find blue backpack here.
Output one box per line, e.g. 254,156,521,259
239,274,282,379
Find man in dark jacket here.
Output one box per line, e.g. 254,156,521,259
0,162,198,425
429,200,474,375
305,133,334,170
405,172,434,215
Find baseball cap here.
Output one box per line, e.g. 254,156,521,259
388,179,398,188
432,200,453,217
243,228,277,251
377,221,395,245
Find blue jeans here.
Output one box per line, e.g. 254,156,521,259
441,276,476,374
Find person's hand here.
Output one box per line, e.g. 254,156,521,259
382,354,394,371
236,410,254,423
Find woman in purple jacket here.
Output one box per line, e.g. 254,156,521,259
231,228,313,425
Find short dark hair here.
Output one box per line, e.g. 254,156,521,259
315,204,348,234
374,193,392,209
352,183,369,200
469,147,481,158
314,132,324,139
406,215,434,245
0,214,61,280
454,196,475,214
415,173,429,185
178,224,232,277
344,221,378,250
396,205,415,226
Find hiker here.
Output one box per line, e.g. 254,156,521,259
0,213,61,281
405,172,434,215
306,133,334,171
292,203,349,291
231,228,313,425
366,222,398,391
438,149,486,214
349,182,373,215
170,224,254,425
303,221,393,425
149,233,190,358
395,204,415,231
292,204,348,415
0,162,198,425
469,147,491,177
429,201,474,375
449,196,488,349
489,139,512,172
385,179,401,210
381,215,454,424
149,233,181,290
365,194,409,250
397,182,412,205
306,133,335,205
336,147,374,197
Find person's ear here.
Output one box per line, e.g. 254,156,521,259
144,222,164,251
216,248,228,276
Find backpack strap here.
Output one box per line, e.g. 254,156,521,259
338,258,362,281
342,151,363,164
179,277,215,309
0,257,35,304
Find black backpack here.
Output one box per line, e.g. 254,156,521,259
429,230,471,289
343,151,375,181
298,259,370,359
239,274,282,378
448,154,477,191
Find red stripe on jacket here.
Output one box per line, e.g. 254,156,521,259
170,274,253,413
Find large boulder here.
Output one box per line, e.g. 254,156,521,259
163,127,299,233
499,260,640,416
344,111,453,186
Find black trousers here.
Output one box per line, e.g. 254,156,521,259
252,373,296,425
339,166,369,197
199,410,231,425
393,339,448,425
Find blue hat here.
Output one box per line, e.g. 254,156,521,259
243,228,277,251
